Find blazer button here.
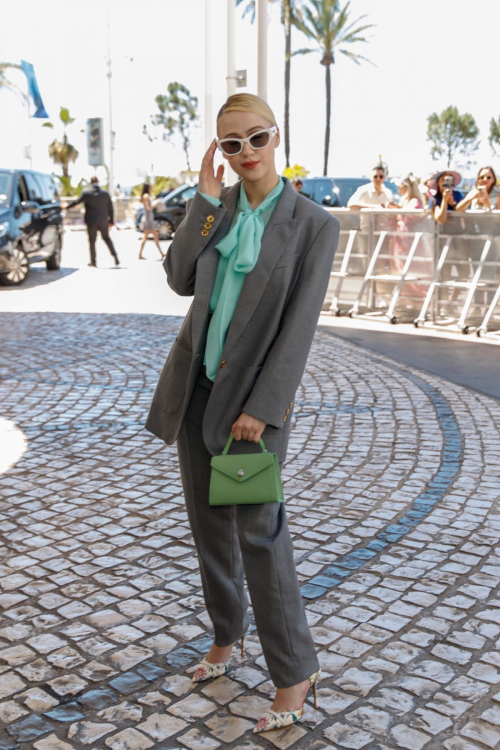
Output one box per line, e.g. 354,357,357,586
220,360,227,368
207,215,215,222
283,416,287,422
286,409,290,415
204,222,212,229
289,402,293,407
201,230,209,236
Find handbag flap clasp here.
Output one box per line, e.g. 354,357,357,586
210,453,275,482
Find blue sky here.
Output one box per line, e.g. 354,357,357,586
1,0,499,185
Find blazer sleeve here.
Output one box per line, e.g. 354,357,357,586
164,191,228,296
243,216,339,429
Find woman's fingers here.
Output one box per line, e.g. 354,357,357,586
216,164,224,183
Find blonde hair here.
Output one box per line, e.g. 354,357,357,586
217,94,277,130
401,174,425,208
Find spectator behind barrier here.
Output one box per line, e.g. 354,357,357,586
396,174,425,210
427,170,464,225
458,166,500,212
292,178,303,193
348,166,398,209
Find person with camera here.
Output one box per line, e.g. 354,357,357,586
427,170,463,224
456,166,500,212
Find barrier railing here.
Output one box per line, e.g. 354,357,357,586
324,208,500,337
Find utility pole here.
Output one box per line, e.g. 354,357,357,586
225,0,238,185
204,0,213,150
256,0,267,100
106,1,115,197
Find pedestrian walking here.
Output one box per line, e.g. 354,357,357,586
138,184,165,260
146,93,339,734
67,176,119,267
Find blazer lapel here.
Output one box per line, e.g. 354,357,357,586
191,183,240,354
221,180,298,358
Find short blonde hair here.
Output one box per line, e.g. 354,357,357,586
217,94,277,130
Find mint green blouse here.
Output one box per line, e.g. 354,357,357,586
200,178,284,381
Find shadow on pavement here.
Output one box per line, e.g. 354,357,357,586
0,266,78,291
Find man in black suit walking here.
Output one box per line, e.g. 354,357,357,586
68,176,120,267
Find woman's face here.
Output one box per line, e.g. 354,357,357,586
437,175,448,191
398,183,408,196
217,110,280,183
477,169,495,190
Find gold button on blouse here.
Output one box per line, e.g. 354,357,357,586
201,230,209,237
207,215,215,222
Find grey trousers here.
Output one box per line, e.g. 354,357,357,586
176,371,319,689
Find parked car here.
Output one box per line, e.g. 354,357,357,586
0,168,63,286
135,183,198,238
299,176,399,208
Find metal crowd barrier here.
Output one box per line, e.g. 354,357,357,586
324,208,500,337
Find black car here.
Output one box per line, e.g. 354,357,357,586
135,183,198,238
299,176,399,208
0,168,63,286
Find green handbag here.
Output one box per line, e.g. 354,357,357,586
209,434,284,506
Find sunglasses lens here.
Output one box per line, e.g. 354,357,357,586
250,131,270,149
220,140,242,155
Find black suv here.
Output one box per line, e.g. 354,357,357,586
135,183,198,238
0,169,63,286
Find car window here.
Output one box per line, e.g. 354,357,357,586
17,175,29,204
301,180,314,200
24,173,45,204
0,172,13,208
39,175,58,202
314,179,337,206
180,187,197,202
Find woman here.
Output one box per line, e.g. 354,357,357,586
428,170,463,225
457,166,500,211
138,184,165,259
388,175,430,299
397,173,425,209
146,94,339,733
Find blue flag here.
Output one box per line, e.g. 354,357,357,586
21,60,49,119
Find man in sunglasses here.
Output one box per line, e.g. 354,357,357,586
347,166,397,210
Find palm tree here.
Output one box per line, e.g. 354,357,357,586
0,61,22,96
293,0,374,175
237,0,300,168
46,107,79,179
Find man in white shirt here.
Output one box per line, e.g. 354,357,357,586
348,166,396,209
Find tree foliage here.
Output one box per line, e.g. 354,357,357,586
46,107,79,179
131,175,179,198
489,116,500,156
292,0,374,175
0,61,22,96
427,106,480,168
282,163,310,179
145,82,198,171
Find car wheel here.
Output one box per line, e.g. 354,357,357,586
0,245,29,286
46,236,62,270
155,219,173,240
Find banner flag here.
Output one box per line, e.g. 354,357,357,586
20,60,49,119
87,118,104,167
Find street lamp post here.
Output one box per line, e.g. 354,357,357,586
204,0,213,150
106,1,115,197
225,0,238,185
256,0,267,100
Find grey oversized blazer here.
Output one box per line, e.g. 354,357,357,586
145,178,339,462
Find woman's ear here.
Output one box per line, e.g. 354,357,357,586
275,127,281,148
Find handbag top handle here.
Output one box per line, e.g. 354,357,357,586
222,434,267,455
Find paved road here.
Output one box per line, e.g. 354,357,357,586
1,232,500,749
319,323,500,404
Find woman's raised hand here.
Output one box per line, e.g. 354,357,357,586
199,140,224,200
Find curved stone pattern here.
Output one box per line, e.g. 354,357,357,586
0,311,499,750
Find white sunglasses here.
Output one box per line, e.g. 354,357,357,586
217,126,278,156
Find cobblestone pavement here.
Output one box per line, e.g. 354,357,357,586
0,311,499,750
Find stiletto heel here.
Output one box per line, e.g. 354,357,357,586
254,669,321,733
191,625,251,683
